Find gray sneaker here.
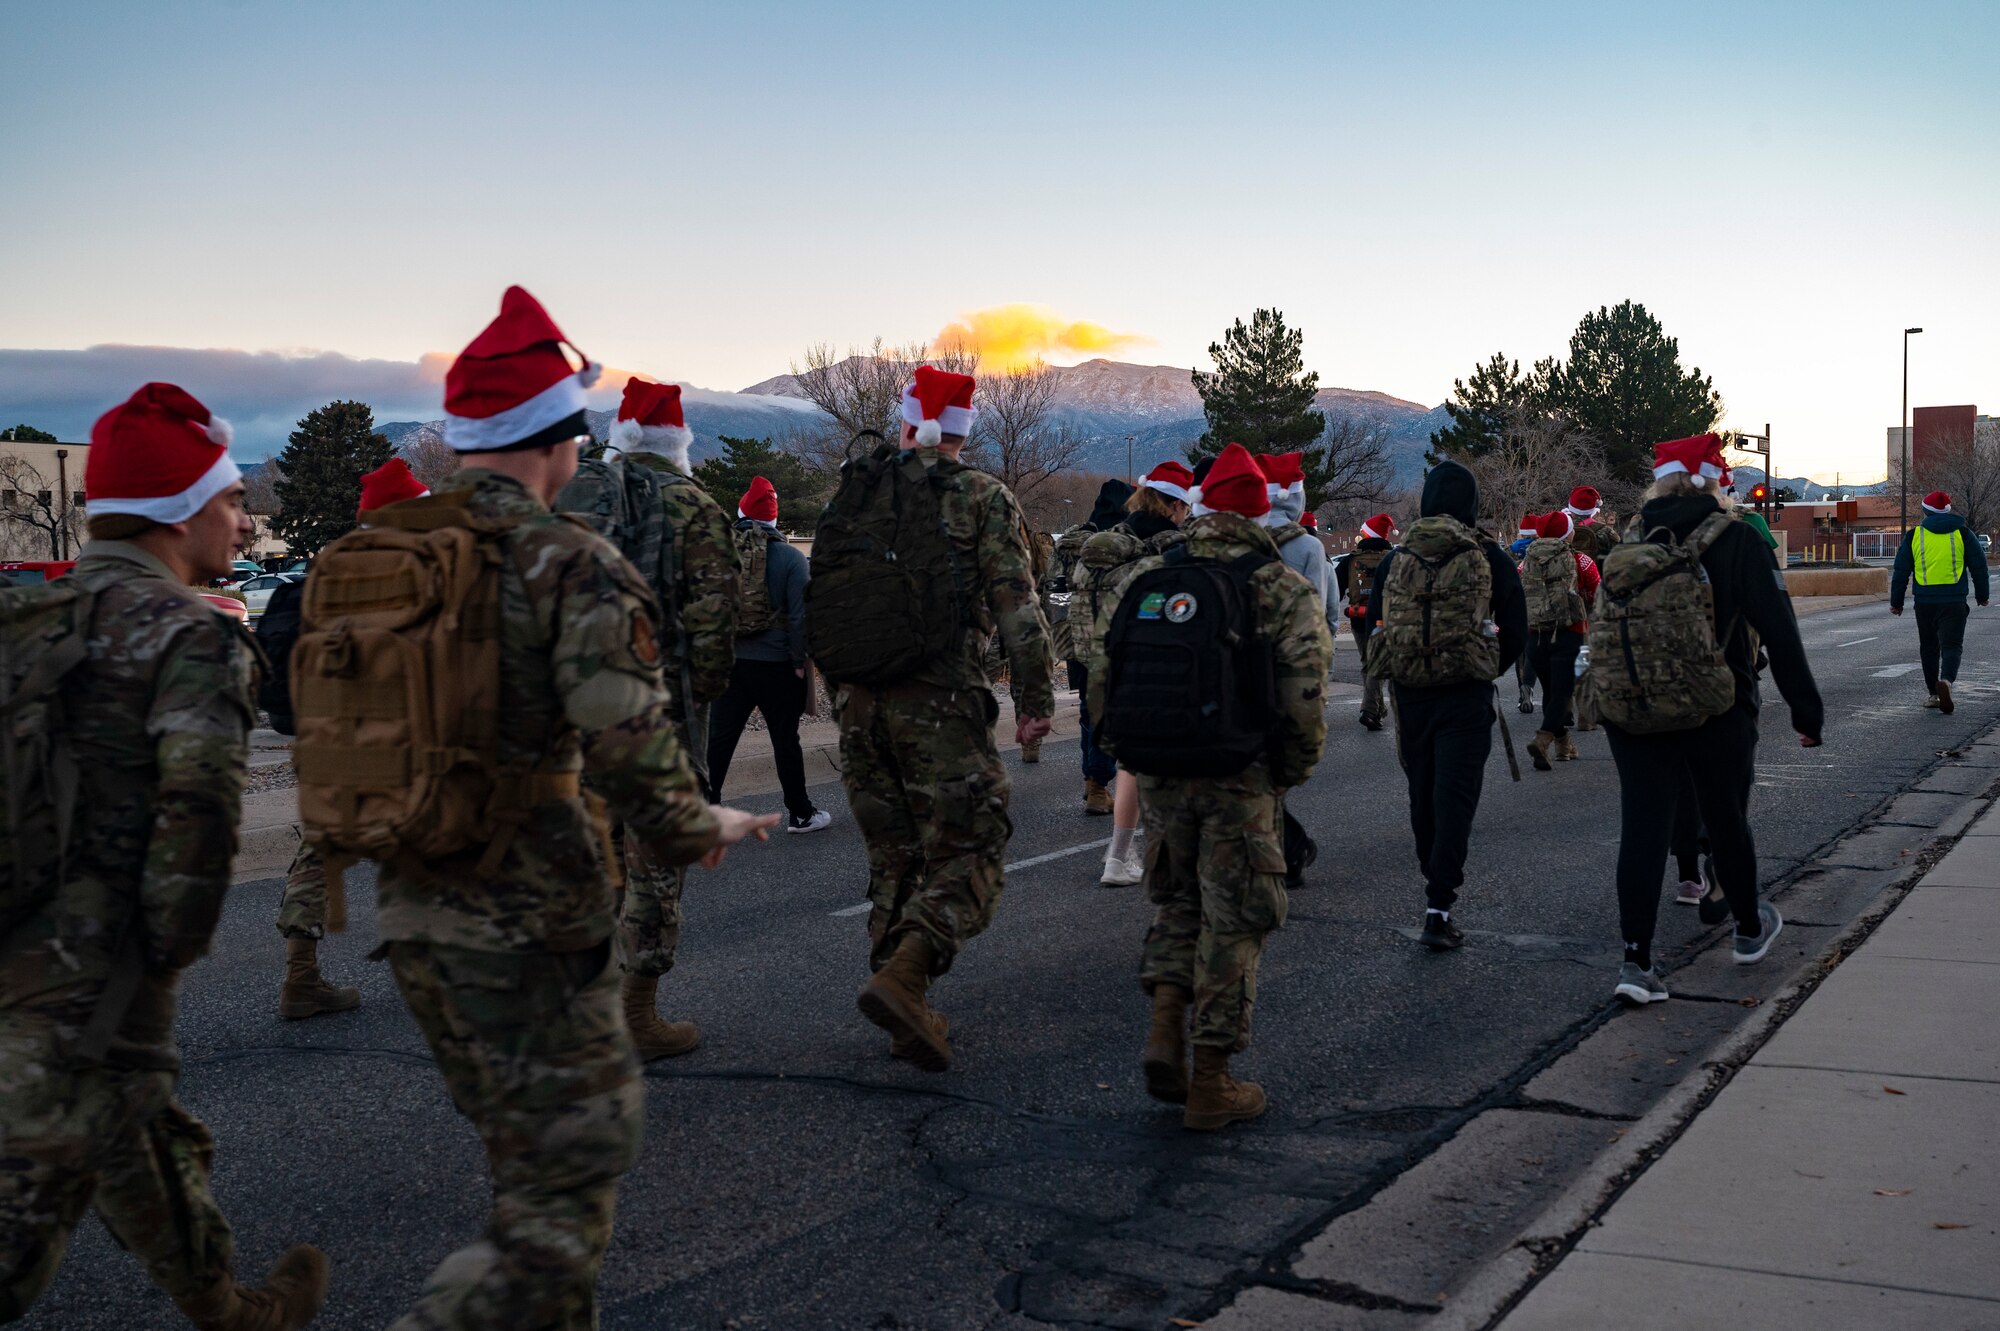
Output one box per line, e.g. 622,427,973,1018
1732,903,1783,965
1614,961,1669,1005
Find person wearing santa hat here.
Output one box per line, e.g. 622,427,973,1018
0,383,335,1326
1563,485,1615,562
1256,452,1340,649
1086,442,1331,1129
1335,512,1399,730
706,475,828,835
1055,477,1136,815
590,376,746,1062
1507,514,1544,715
375,288,778,1326
839,365,1055,1074
1890,488,1989,714
1518,509,1601,770
1602,433,1823,1007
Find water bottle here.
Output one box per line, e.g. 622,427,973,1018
1574,643,1591,677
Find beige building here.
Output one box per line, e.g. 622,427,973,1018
0,438,287,562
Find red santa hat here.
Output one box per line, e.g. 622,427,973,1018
1518,512,1540,537
1922,490,1952,514
85,382,240,523
1564,485,1602,519
443,285,600,452
1652,434,1729,489
610,379,694,473
1299,511,1319,530
1537,510,1575,540
739,475,779,524
1358,512,1395,541
1140,460,1194,502
356,457,429,515
1191,443,1271,519
1257,451,1306,500
899,365,977,446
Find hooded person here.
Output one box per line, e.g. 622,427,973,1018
1598,432,1823,1008
1506,513,1542,713
1364,461,1528,948
1518,509,1601,770
1890,489,1990,713
1256,452,1340,646
1334,512,1397,730
1060,477,1137,814
1086,442,1332,1130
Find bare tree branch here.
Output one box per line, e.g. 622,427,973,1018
959,359,1083,499
399,428,461,490
1463,405,1601,535
0,455,86,560
1895,425,2000,538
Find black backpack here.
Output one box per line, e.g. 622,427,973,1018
1098,547,1275,778
255,578,305,734
805,436,967,687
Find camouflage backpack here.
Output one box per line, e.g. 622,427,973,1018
1583,513,1737,734
1521,537,1586,631
805,438,967,687
1346,546,1388,619
1570,520,1612,563
1044,523,1096,662
555,449,668,601
1073,526,1148,666
733,523,780,637
0,576,95,939
1364,515,1500,687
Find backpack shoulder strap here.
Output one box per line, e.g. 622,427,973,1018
1684,511,1736,560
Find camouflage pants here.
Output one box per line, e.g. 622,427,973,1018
276,839,327,940
613,828,685,978
385,940,642,1331
0,1003,232,1317
1136,769,1289,1051
838,682,1013,975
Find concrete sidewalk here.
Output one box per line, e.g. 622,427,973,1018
1500,807,2000,1329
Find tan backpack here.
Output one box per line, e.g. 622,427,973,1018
1364,515,1500,687
291,494,578,924
1521,538,1585,631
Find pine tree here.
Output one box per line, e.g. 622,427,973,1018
1187,308,1325,461
690,436,829,530
1427,353,1547,463
2,424,59,443
272,400,394,556
1542,301,1723,484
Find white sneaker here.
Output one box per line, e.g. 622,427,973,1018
1099,852,1143,887
787,809,832,835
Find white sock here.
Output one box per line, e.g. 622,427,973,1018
1427,908,1450,922
1110,827,1136,862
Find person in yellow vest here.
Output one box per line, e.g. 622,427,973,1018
1890,490,1989,714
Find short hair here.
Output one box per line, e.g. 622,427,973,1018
88,513,159,540
1126,486,1181,520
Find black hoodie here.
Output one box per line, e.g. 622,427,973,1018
1086,480,1135,533
1365,461,1528,675
1634,493,1823,740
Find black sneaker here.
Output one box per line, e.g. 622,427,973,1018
1359,712,1384,732
1420,912,1464,950
1696,854,1731,926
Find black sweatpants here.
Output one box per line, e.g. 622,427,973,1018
1607,705,1762,953
1525,628,1584,739
1914,601,1971,694
706,658,814,820
1670,768,1708,883
1392,681,1495,912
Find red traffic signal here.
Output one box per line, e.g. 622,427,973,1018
1750,484,1768,502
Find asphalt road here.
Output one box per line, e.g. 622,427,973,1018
27,600,2000,1331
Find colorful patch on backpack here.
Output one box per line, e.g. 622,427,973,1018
1164,591,1198,624
1137,592,1167,620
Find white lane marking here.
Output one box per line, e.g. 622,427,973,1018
1871,663,1922,677
827,837,1115,915
1836,636,1879,647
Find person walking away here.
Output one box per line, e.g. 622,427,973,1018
0,383,330,1328
1364,461,1527,949
1563,486,1612,563
1088,443,1331,1129
1336,513,1397,731
1020,528,1057,762
705,475,827,831
1509,513,1541,714
1255,452,1337,886
1520,510,1600,770
806,365,1054,1072
1079,463,1191,885
1891,490,1989,714
263,457,430,1020
1588,434,1822,1006
294,289,776,1330
1058,479,1133,815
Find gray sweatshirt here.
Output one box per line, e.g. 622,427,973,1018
733,519,810,666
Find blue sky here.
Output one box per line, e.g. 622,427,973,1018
3,0,1995,479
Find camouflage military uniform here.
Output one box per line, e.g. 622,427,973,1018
275,841,328,939
0,541,259,1316
376,469,718,1331
839,449,1055,975
612,455,738,980
1087,513,1332,1050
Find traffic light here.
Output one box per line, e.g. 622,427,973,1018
1750,483,1768,513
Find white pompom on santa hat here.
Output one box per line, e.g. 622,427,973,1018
85,382,240,523
900,365,978,447
1923,490,1952,514
443,285,601,452
609,379,695,475
1651,434,1729,490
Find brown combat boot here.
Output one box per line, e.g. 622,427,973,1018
1019,735,1042,763
891,1009,950,1063
1527,729,1556,772
620,975,700,1061
174,1244,329,1331
1141,985,1190,1104
858,934,951,1072
1183,1046,1267,1132
1554,734,1579,762
278,939,360,1021
1084,779,1113,815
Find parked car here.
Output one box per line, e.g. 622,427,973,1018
236,572,303,617
0,560,78,586
1980,534,1993,554
198,591,250,624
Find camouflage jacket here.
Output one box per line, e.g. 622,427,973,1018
1086,512,1332,788
377,469,718,953
1046,522,1098,665
1070,517,1187,667
625,453,739,710
0,541,257,1068
897,447,1056,717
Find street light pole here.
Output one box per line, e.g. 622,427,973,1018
1125,434,1135,485
1901,327,1923,537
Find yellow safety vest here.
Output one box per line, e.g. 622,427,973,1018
1912,526,1965,587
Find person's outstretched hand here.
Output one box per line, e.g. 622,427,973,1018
1016,714,1053,747
700,806,781,869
